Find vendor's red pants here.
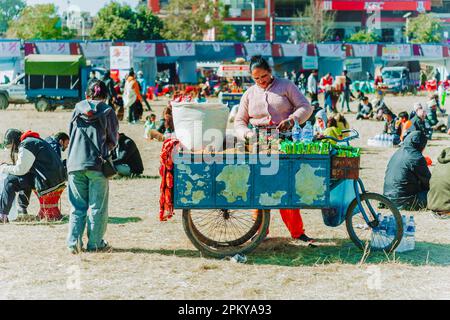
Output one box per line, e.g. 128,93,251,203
254,209,305,238
279,209,305,238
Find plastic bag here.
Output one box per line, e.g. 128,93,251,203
0,173,17,221
172,102,230,152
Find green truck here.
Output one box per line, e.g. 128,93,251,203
0,54,91,111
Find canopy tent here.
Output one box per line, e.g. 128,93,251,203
25,55,86,76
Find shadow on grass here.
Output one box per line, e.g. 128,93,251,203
112,247,201,259
108,217,142,224
11,215,142,225
248,238,450,267
112,238,450,267
112,175,160,181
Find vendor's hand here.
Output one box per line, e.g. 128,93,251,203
277,118,294,132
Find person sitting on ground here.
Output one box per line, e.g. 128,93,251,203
144,114,157,138
320,118,343,145
383,131,430,211
313,109,327,136
407,103,432,140
381,107,401,145
426,99,447,132
427,147,450,218
395,111,412,142
334,113,350,137
356,97,373,120
112,133,144,177
149,105,174,141
373,99,389,121
0,129,66,222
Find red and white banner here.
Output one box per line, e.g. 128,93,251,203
0,41,21,58
35,42,71,55
125,42,156,57
244,43,272,57
166,42,195,56
217,64,250,77
330,1,431,11
80,42,111,58
420,45,443,58
279,43,308,57
316,43,345,58
351,44,377,57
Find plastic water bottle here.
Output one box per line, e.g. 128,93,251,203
291,120,302,142
395,215,408,252
405,216,416,251
371,213,383,249
301,121,314,143
386,216,396,244
378,216,389,248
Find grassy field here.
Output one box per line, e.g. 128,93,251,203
0,94,449,300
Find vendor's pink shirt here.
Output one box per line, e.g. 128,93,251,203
234,77,313,140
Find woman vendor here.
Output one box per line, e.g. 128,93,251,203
234,55,314,243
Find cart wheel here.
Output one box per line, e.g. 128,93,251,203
35,98,52,112
182,209,270,259
346,193,403,253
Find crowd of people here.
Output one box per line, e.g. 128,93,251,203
0,56,449,255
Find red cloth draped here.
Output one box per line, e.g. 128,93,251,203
159,138,180,221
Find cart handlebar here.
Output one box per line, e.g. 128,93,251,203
317,129,360,144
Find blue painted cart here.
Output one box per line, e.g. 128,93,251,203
174,130,404,258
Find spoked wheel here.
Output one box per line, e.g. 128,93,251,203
182,209,270,259
346,193,403,253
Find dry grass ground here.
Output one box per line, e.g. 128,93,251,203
0,94,449,300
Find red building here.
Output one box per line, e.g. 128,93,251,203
143,0,450,43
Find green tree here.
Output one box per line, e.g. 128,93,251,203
405,13,442,43
162,0,240,41
0,0,25,34
346,30,380,43
90,2,163,41
6,4,76,39
292,0,335,43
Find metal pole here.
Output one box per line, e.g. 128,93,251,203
250,1,256,42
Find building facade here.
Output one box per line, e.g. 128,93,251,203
144,0,450,43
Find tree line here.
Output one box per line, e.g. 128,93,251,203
0,0,444,43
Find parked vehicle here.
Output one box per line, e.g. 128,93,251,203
0,74,27,110
381,67,414,94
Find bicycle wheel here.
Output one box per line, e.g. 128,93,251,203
346,193,403,252
182,209,270,259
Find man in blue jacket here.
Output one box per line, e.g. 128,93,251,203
383,131,431,210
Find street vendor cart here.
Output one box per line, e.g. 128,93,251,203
172,130,404,258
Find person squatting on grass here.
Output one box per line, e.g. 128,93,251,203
383,131,431,211
66,80,119,254
0,129,66,223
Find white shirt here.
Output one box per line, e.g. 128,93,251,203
307,74,317,94
0,147,35,176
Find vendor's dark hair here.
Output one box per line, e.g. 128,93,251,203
86,80,107,100
250,55,270,72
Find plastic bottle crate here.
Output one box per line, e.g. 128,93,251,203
331,156,360,180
